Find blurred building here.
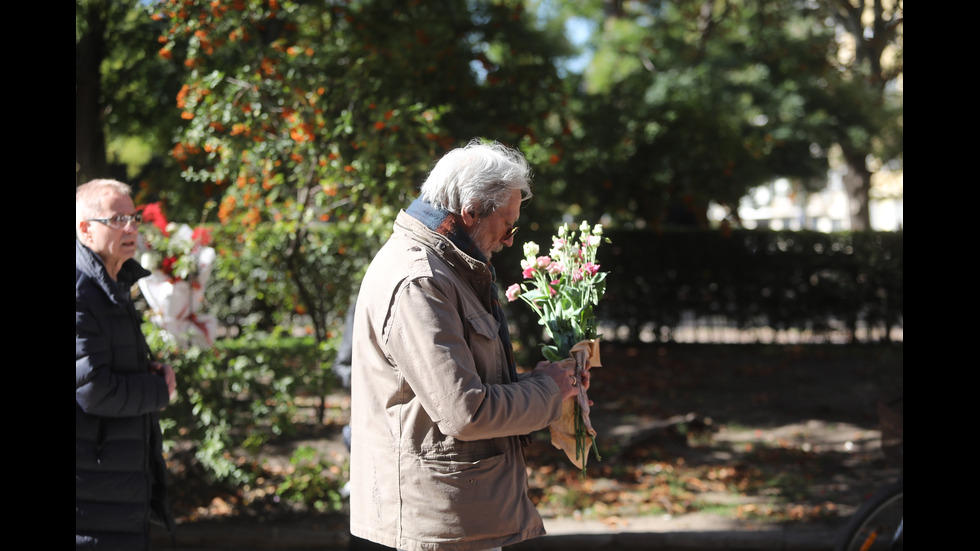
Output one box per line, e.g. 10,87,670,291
711,165,903,232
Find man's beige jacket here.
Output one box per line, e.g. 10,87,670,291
350,211,563,551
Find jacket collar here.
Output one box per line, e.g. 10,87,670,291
401,198,495,279
75,238,151,305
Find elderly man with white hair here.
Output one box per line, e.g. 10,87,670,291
75,179,176,550
349,140,588,551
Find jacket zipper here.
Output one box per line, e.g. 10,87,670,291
96,418,106,462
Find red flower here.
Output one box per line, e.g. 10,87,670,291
192,226,212,247
141,202,169,235
161,256,177,276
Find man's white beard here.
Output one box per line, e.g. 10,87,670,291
468,222,497,260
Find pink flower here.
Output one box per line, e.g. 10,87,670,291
535,256,551,268
549,280,560,296
522,266,536,279
583,262,600,277
572,268,584,282
505,284,521,302
547,262,564,276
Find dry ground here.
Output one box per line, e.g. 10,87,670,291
164,343,903,536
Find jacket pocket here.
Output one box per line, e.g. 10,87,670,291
411,452,522,540
466,312,504,384
466,312,499,340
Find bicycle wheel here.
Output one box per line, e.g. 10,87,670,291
836,478,903,551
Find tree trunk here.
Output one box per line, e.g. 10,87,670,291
602,0,625,18
76,1,108,187
841,147,872,231
829,0,902,232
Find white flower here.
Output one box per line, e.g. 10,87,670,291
141,251,161,270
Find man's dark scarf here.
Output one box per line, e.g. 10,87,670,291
405,198,520,387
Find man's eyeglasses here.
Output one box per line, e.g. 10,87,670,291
486,209,518,239
478,210,518,241
87,213,143,230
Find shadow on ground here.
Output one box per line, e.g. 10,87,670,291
154,343,903,550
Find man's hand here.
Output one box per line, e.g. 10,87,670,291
533,359,590,401
150,362,177,404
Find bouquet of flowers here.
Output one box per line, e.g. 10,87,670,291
137,202,218,348
506,221,608,469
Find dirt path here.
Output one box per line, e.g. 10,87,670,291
572,343,904,524
163,343,903,541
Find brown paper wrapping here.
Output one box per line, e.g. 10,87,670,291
548,339,601,469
